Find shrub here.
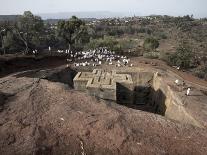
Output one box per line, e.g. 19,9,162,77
143,37,159,50
143,51,160,59
85,36,121,52
157,32,167,39
159,52,170,61
167,44,195,69
193,66,207,80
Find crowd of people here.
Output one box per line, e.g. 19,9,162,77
58,47,133,67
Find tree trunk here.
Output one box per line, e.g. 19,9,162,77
68,43,71,51
2,42,5,55
15,30,28,55
3,47,5,55
0,34,5,55
24,41,28,54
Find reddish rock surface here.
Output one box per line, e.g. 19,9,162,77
0,74,207,155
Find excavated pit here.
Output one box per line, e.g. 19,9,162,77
113,72,167,116
116,71,168,116
116,84,166,116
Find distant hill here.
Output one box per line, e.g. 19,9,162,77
0,11,139,23
44,18,97,24
0,15,20,22
39,11,137,20
0,14,99,24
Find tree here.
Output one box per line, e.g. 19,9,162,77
0,28,6,54
56,16,87,50
2,27,24,53
3,31,14,51
143,37,159,51
15,11,45,54
168,42,195,69
0,22,12,54
86,36,119,51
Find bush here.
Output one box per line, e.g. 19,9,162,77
156,32,167,39
167,44,195,69
193,66,207,80
143,51,160,59
159,52,170,61
143,37,159,50
85,36,121,52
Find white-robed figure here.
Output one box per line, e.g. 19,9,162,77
186,88,191,96
175,79,179,85
48,46,51,52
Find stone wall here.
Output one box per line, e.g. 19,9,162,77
73,69,134,103
152,73,203,127
73,72,94,91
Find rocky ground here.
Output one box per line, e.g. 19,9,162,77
0,56,207,155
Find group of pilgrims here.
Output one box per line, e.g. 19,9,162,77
57,47,133,67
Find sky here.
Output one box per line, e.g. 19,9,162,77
0,0,207,18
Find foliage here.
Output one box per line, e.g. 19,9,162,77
193,66,207,80
107,27,124,36
143,37,159,50
143,51,160,59
15,11,45,53
56,16,89,50
3,31,17,50
86,36,119,51
137,27,152,34
0,22,16,54
167,43,195,69
155,32,167,39
0,12,90,54
158,52,170,61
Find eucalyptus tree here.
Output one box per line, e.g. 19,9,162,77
56,16,89,50
15,11,45,54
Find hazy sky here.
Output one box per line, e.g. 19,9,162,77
0,0,207,18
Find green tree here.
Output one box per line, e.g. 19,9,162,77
15,11,45,53
168,43,194,69
3,31,14,50
86,36,120,51
56,16,88,50
2,28,24,53
0,22,13,54
143,37,159,51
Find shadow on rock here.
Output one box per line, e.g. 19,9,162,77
14,67,78,88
